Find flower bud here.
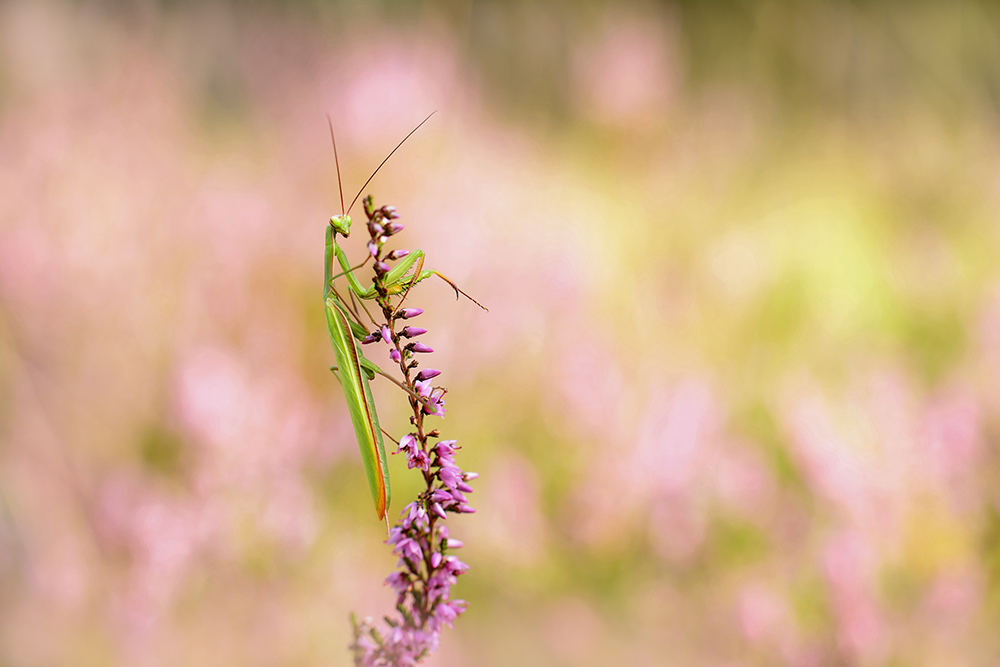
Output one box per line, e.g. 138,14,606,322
367,240,378,257
387,249,410,260
390,348,401,363
384,222,404,236
430,489,453,504
396,308,423,319
374,261,390,275
408,342,434,354
416,368,441,381
435,440,458,456
400,327,427,338
361,333,379,345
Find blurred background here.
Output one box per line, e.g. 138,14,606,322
1,1,1000,665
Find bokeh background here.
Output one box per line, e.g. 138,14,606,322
2,1,1000,665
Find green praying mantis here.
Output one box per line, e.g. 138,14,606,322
323,113,484,523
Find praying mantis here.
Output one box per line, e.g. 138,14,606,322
324,113,484,522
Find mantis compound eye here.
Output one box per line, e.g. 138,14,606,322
330,214,352,236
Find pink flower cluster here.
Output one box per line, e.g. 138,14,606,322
349,437,476,665
346,197,479,665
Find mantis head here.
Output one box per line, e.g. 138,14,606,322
330,214,352,237
327,111,435,242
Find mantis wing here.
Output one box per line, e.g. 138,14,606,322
325,295,390,520
332,354,381,384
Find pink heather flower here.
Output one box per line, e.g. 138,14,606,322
424,389,446,416
430,600,467,632
408,449,430,471
447,488,468,505
394,537,423,564
349,198,477,666
435,440,457,456
386,526,404,546
438,466,461,489
400,327,427,338
401,502,429,531
444,556,470,576
393,433,431,472
386,571,410,594
396,434,419,457
430,489,453,505
415,379,447,417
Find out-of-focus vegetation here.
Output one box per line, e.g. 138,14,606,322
1,1,999,665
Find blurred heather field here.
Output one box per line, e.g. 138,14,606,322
2,0,1000,665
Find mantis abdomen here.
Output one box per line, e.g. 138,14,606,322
325,295,390,520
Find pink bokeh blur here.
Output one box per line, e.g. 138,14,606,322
1,2,999,666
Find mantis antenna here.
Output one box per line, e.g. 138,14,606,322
327,115,347,216
345,111,438,216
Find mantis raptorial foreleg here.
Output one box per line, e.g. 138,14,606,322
329,237,487,310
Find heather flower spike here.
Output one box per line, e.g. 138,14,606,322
324,114,487,665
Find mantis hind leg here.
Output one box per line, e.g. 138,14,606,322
427,270,489,311
386,252,488,312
